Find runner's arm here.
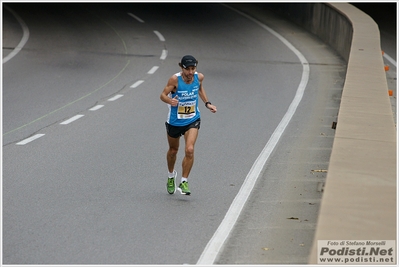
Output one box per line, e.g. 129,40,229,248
198,73,217,113
160,76,179,106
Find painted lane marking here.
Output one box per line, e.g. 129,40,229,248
4,59,129,137
108,94,123,101
147,66,159,74
16,134,45,145
153,30,165,41
3,5,30,64
60,115,84,125
89,105,104,111
130,80,144,88
160,49,168,60
127,12,144,23
384,52,397,67
3,14,131,137
9,11,166,144
196,4,310,265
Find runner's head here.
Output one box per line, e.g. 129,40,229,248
179,55,198,69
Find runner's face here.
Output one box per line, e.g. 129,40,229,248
182,66,196,80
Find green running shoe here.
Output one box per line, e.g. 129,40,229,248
178,181,191,195
167,171,176,194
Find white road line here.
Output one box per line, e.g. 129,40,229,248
384,52,397,67
108,94,123,101
127,12,144,23
147,66,159,74
89,105,104,111
16,134,45,145
130,80,144,88
153,30,165,41
160,49,168,60
196,5,310,265
3,5,30,64
60,115,84,125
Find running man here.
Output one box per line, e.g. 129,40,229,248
160,55,217,195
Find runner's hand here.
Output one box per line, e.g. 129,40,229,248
208,104,217,113
170,95,179,106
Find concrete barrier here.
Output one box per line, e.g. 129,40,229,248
266,2,396,263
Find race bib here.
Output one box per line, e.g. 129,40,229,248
177,100,196,119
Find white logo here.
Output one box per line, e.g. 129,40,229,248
181,92,194,97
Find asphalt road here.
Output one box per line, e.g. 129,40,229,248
3,3,394,265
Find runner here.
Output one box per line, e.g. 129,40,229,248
160,55,217,195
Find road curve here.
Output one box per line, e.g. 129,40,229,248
3,3,347,264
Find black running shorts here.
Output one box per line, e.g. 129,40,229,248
165,118,201,138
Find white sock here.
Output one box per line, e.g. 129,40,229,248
181,177,188,183
168,170,176,178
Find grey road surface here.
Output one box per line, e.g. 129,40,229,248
4,3,387,265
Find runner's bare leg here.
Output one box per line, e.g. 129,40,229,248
182,128,199,178
167,135,180,173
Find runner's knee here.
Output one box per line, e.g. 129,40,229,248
168,147,178,156
185,145,194,157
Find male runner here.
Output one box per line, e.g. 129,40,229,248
160,55,217,195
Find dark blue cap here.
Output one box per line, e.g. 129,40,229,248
181,55,197,68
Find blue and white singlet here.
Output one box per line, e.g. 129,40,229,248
166,72,201,126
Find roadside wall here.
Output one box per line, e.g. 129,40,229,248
268,3,396,264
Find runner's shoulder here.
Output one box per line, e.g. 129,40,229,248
197,72,204,81
168,74,179,84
